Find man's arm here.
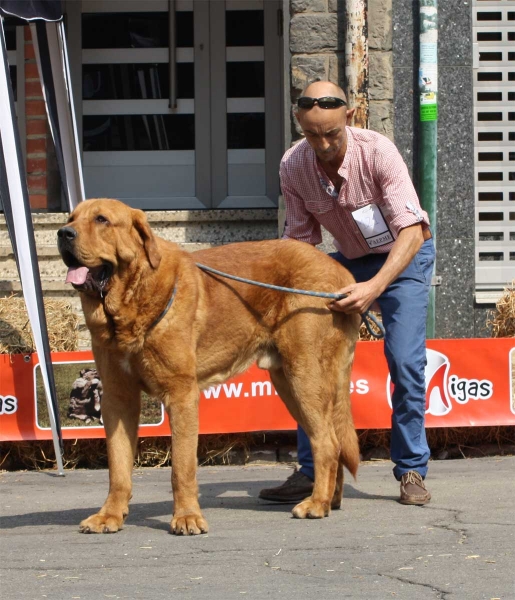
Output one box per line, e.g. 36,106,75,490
280,164,323,245
329,224,424,314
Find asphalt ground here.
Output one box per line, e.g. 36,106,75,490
0,456,514,600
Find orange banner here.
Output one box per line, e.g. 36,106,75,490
1,339,514,442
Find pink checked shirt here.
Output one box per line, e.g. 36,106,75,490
280,127,430,259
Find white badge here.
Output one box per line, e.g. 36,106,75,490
351,204,394,249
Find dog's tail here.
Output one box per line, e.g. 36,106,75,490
337,406,360,480
333,339,360,480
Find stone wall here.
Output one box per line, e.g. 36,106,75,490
288,0,393,140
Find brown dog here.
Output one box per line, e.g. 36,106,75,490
57,198,360,535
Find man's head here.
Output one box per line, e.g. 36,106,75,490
295,81,355,166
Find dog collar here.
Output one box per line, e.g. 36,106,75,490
148,279,178,332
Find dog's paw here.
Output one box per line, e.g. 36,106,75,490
291,498,330,519
330,498,342,510
170,513,209,536
79,512,124,534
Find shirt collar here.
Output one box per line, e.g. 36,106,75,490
313,154,339,198
310,126,354,197
339,126,354,179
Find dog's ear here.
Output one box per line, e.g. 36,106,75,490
132,209,161,269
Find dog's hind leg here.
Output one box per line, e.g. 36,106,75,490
79,358,141,534
331,457,345,510
269,363,340,519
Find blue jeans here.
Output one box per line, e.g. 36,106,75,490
298,238,436,482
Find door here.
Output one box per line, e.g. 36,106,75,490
67,0,282,209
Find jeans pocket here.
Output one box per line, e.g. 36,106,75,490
413,240,435,286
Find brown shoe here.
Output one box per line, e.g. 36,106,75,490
399,471,431,505
259,470,314,503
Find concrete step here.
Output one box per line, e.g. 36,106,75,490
0,209,279,246
0,209,279,350
0,242,217,280
0,209,278,278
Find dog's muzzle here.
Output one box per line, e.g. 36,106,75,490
57,226,111,292
57,225,77,257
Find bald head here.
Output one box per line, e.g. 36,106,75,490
301,81,347,102
295,81,354,167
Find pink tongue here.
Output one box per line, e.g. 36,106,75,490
66,266,90,285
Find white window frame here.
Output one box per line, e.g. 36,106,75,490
473,0,515,303
64,0,282,210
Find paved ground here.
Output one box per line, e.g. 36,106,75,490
0,456,514,600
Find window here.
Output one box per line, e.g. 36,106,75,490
473,1,515,300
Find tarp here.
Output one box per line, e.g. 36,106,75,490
0,1,62,22
0,1,84,472
1,339,514,443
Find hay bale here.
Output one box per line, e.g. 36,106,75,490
0,294,79,354
486,282,515,337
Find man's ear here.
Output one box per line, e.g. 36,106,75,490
346,107,356,126
132,209,161,269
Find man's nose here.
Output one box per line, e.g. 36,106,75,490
317,138,331,152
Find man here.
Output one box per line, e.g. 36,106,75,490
259,81,435,506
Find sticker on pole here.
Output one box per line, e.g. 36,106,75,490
419,67,438,122
420,101,438,122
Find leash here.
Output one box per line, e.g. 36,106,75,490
195,263,385,339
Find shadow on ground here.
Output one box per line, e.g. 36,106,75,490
0,477,397,532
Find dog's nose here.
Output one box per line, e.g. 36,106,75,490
57,226,77,240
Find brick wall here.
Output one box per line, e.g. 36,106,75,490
23,26,49,210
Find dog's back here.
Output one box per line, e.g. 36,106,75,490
193,239,361,486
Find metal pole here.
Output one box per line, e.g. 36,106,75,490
344,0,369,128
418,0,438,338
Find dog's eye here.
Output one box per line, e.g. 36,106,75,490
95,215,108,224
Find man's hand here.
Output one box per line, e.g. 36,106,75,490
328,281,381,314
328,224,426,315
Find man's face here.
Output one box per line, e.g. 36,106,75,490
296,106,347,165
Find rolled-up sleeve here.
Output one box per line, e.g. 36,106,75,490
374,142,430,235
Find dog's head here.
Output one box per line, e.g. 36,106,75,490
57,198,161,295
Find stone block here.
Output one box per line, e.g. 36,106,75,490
291,54,328,94
369,51,393,100
328,53,345,88
369,100,394,140
328,0,344,13
290,14,343,53
291,0,327,13
369,0,392,50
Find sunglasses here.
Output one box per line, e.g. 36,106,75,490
297,96,347,109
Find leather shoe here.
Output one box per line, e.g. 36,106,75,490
399,471,431,505
259,469,314,503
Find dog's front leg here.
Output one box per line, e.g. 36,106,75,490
79,370,141,534
164,384,208,536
